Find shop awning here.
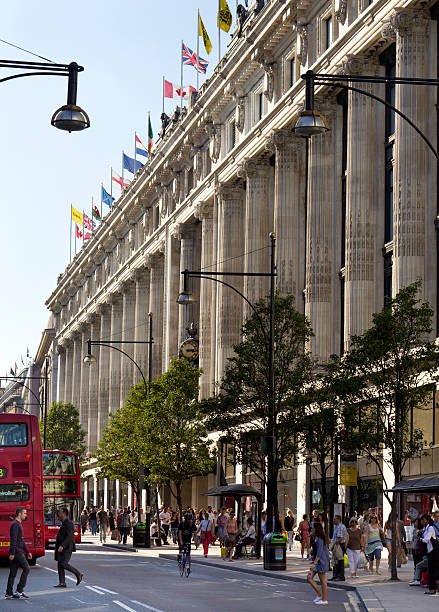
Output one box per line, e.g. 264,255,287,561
202,484,262,498
387,476,439,492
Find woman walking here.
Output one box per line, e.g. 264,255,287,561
364,515,384,574
307,522,330,606
284,510,296,552
421,514,439,595
200,512,214,558
299,514,311,560
345,518,363,578
80,509,88,536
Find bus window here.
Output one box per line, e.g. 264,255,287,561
0,423,27,447
0,484,30,502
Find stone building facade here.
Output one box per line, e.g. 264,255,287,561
45,0,439,516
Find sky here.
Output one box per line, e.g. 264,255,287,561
0,0,238,378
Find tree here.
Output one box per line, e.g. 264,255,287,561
141,358,215,518
42,402,86,460
332,281,439,580
206,294,313,521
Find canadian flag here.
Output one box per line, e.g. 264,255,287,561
76,224,83,239
164,79,197,100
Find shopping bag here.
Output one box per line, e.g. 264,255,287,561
111,529,119,541
421,571,429,586
396,546,408,565
344,553,349,568
221,546,227,558
357,552,368,569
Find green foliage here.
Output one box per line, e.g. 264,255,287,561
206,294,313,498
42,402,86,460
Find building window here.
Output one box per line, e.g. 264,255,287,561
384,151,394,243
258,92,264,120
384,254,392,299
290,57,296,87
325,16,333,50
230,120,236,150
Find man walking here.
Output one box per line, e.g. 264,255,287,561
54,507,83,588
5,507,32,600
329,515,348,582
98,506,108,543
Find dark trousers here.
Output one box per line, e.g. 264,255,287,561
6,552,30,595
119,527,128,544
234,537,255,558
333,557,345,580
57,551,80,585
428,551,439,591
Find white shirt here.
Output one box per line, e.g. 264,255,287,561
159,511,171,526
207,512,215,522
244,525,256,540
200,519,213,532
422,525,436,553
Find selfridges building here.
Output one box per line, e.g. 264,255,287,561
45,0,439,518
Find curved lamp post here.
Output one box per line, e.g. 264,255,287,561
1,375,43,420
0,59,90,132
177,233,278,548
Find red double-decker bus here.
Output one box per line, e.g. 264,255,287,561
0,414,45,562
42,450,81,546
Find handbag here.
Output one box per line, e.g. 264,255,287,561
200,531,206,541
111,529,119,541
396,546,408,565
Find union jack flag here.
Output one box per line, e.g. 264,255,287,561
182,43,208,74
83,213,96,231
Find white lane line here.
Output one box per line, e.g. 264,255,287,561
113,601,138,612
130,599,165,612
93,585,119,594
86,585,105,595
43,566,76,582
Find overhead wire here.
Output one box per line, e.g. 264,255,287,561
0,38,54,63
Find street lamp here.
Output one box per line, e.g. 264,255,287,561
177,233,278,541
83,313,154,546
1,375,45,433
0,59,90,133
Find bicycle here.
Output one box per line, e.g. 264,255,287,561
178,543,191,577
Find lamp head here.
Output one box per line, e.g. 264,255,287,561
83,353,97,366
51,104,90,133
177,291,197,305
293,109,329,137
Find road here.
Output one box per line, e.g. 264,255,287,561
0,543,359,611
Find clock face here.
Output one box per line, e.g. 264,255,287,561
181,339,199,361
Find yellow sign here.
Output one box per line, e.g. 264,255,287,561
0,467,6,479
340,464,357,486
0,541,10,547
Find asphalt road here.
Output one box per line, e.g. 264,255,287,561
0,544,359,611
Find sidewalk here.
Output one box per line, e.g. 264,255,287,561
94,534,435,611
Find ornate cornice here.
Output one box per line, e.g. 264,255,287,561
194,200,214,221
390,7,430,36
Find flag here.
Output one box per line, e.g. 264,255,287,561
135,135,148,158
14,362,17,374
182,43,208,74
102,185,115,207
92,205,101,221
21,356,24,366
84,232,92,241
10,368,14,376
71,205,83,226
123,152,144,174
199,14,212,54
83,213,96,231
148,116,153,154
112,169,131,189
26,347,29,358
164,79,197,100
76,224,83,239
218,0,232,32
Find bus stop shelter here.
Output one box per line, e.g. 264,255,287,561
202,484,262,558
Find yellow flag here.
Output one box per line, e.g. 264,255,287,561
199,14,212,55
218,0,232,33
71,205,83,226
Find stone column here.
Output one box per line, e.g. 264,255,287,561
134,266,150,388
177,224,201,345
120,280,136,407
163,231,180,368
97,302,111,443
79,322,90,442
306,103,339,362
93,477,98,506
87,314,100,453
149,253,165,379
195,201,215,399
344,55,383,347
56,344,66,402
104,479,108,510
216,183,245,380
238,158,271,308
390,8,430,295
267,130,306,306
115,479,120,508
71,331,82,415
109,292,123,414
64,338,73,405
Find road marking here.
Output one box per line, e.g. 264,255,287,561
130,599,165,612
86,586,105,595
43,566,76,582
113,601,139,612
93,585,119,594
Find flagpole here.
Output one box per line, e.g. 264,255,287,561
91,197,94,233
180,39,183,111
162,77,165,114
134,132,137,174
110,167,113,201
69,204,72,263
218,0,221,65
122,151,124,191
100,182,103,219
148,111,151,156
197,10,200,91
82,210,84,244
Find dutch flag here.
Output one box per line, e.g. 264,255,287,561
136,135,148,158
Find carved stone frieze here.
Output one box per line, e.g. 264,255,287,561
334,0,347,25
194,200,214,221
205,121,222,163
297,24,308,66
235,96,246,132
390,7,430,36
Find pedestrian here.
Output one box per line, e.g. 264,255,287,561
80,509,88,535
421,513,439,595
409,518,428,586
108,508,116,533
98,506,108,543
129,509,138,536
54,507,83,588
284,509,296,551
224,510,238,561
307,521,330,606
364,515,384,575
329,515,347,581
200,511,214,558
298,514,311,560
159,507,170,538
118,508,130,545
345,517,363,578
89,506,98,536
170,512,179,544
5,507,32,600
233,518,256,559
216,507,227,546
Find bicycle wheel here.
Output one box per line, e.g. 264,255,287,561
185,557,191,577
179,554,184,576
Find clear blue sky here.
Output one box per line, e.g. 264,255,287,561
0,0,235,377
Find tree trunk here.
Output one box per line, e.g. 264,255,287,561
176,482,183,521
390,496,399,581
320,459,328,516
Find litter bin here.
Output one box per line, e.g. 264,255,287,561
133,522,147,548
263,532,287,570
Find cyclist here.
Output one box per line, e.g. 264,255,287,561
178,512,197,563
